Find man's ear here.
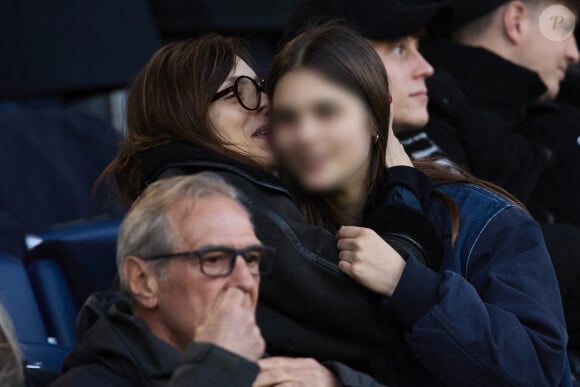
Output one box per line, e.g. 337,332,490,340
123,256,160,309
503,1,529,45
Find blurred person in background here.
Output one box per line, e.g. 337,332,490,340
420,0,580,351
423,0,580,223
0,303,24,387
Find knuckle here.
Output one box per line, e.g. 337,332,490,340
351,264,364,278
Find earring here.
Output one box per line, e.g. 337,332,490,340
374,133,380,144
388,94,393,104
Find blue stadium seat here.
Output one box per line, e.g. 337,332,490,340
24,220,120,355
0,253,47,342
28,260,78,348
26,220,120,307
0,253,71,372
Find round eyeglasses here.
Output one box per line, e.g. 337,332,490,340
211,76,265,111
145,244,275,278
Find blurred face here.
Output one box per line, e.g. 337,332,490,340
514,3,579,98
369,35,434,132
271,69,374,192
155,195,260,349
209,57,276,170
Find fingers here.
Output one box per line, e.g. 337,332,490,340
336,225,364,239
258,357,316,370
338,259,354,277
338,250,355,263
336,238,358,251
254,358,336,387
253,368,292,387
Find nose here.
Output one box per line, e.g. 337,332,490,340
227,256,258,292
412,51,435,79
293,118,321,143
258,91,270,114
566,35,580,64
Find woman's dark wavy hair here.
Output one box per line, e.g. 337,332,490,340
267,23,523,243
97,34,259,203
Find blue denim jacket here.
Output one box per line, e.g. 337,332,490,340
385,177,569,386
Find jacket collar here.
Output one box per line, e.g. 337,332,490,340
63,291,181,383
139,142,292,199
422,40,547,124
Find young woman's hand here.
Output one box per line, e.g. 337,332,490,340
336,226,406,297
385,125,413,168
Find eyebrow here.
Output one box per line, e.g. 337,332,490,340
224,75,261,84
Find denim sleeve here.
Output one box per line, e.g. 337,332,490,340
387,206,568,387
385,166,433,212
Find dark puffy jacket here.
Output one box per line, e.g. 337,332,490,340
50,292,260,387
421,40,553,203
524,98,580,227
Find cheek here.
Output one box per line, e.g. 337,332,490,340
209,104,248,143
158,265,216,336
328,120,372,172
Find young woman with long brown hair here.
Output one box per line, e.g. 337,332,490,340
267,23,569,386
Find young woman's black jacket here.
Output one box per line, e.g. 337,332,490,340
138,141,439,381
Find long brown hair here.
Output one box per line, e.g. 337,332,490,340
267,23,522,243
97,34,260,203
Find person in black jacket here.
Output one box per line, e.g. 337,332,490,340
53,173,264,386
54,173,375,386
420,0,580,350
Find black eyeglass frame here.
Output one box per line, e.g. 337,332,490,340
211,75,266,111
145,244,275,278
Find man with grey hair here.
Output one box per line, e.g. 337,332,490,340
51,172,271,386
52,172,379,386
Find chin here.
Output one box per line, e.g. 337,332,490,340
253,153,277,170
299,177,339,193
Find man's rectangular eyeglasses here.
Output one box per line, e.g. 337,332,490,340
145,245,275,278
211,75,265,111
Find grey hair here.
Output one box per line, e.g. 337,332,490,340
0,303,24,387
117,172,245,294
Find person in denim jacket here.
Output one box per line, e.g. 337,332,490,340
268,23,569,386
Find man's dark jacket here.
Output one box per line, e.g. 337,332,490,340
421,40,552,203
50,292,260,386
